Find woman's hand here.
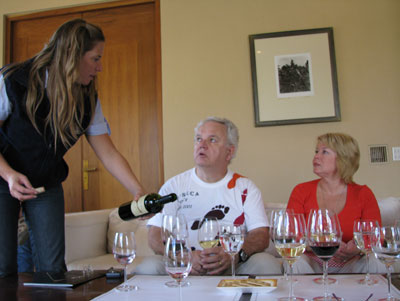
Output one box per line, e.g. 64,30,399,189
333,240,360,263
6,171,37,201
199,246,231,275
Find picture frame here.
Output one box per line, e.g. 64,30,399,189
249,28,341,127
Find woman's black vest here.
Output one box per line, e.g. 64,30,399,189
0,61,94,189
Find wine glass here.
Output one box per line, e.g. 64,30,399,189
270,209,294,281
112,231,138,292
161,214,190,287
164,236,192,301
219,223,245,277
197,217,220,249
371,226,400,301
353,219,379,285
308,209,342,301
273,212,307,301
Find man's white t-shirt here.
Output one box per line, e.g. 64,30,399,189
147,168,269,250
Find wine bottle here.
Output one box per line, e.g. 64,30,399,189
118,193,177,220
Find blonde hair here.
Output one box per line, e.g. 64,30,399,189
317,133,360,184
2,19,104,149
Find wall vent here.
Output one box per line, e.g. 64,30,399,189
369,145,388,163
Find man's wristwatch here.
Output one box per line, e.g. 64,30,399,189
238,249,249,263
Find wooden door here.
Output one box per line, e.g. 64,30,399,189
5,0,163,212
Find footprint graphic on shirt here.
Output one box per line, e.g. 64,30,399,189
190,205,230,230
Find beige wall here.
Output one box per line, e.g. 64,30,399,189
1,0,399,204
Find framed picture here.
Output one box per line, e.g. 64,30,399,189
249,28,341,127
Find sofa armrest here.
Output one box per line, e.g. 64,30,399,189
65,209,112,264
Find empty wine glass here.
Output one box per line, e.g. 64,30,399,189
353,219,379,285
164,236,192,301
113,231,138,292
197,217,220,249
273,212,307,301
371,226,400,301
308,209,343,301
219,223,245,277
161,214,190,287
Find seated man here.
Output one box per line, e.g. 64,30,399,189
136,117,282,275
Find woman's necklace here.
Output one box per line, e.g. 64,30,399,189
317,182,348,215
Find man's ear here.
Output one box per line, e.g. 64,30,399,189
226,145,235,162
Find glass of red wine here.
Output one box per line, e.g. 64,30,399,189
112,231,138,291
164,236,192,301
353,219,379,285
308,209,343,301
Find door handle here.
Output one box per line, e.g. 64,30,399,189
83,160,97,190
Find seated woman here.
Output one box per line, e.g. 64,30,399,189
287,132,386,274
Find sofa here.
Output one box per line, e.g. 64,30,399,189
65,197,400,273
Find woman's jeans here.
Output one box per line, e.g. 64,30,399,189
0,184,66,277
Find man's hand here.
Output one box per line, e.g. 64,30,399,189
199,246,231,275
190,250,207,275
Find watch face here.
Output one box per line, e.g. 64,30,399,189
240,250,248,261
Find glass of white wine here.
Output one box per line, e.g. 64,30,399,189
197,217,220,249
219,223,245,277
164,236,192,301
273,212,307,301
112,231,138,292
353,219,379,285
371,226,400,301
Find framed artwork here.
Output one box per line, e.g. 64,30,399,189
249,27,341,126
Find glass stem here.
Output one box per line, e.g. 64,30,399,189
231,255,235,277
323,260,329,299
386,265,393,299
124,265,128,283
365,252,370,283
288,262,294,299
179,283,183,301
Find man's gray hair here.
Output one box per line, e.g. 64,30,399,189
194,117,239,159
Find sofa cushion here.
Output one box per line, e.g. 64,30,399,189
107,209,155,257
378,197,400,226
65,209,112,264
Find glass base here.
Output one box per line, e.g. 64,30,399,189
164,280,191,288
377,298,400,301
313,296,343,301
312,277,336,285
357,277,379,286
115,284,138,292
278,297,306,301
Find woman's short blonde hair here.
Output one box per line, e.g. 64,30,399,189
317,133,360,184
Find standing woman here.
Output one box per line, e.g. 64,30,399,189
287,133,383,273
0,19,145,277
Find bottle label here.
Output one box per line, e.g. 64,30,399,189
130,195,149,216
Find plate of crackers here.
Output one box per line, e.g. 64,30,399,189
217,278,277,294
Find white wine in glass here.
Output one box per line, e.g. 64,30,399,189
273,212,307,301
197,217,220,249
164,237,192,301
113,231,138,292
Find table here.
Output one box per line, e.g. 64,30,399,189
92,274,400,301
2,273,400,300
0,271,121,301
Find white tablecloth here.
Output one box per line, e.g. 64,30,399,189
92,274,400,301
